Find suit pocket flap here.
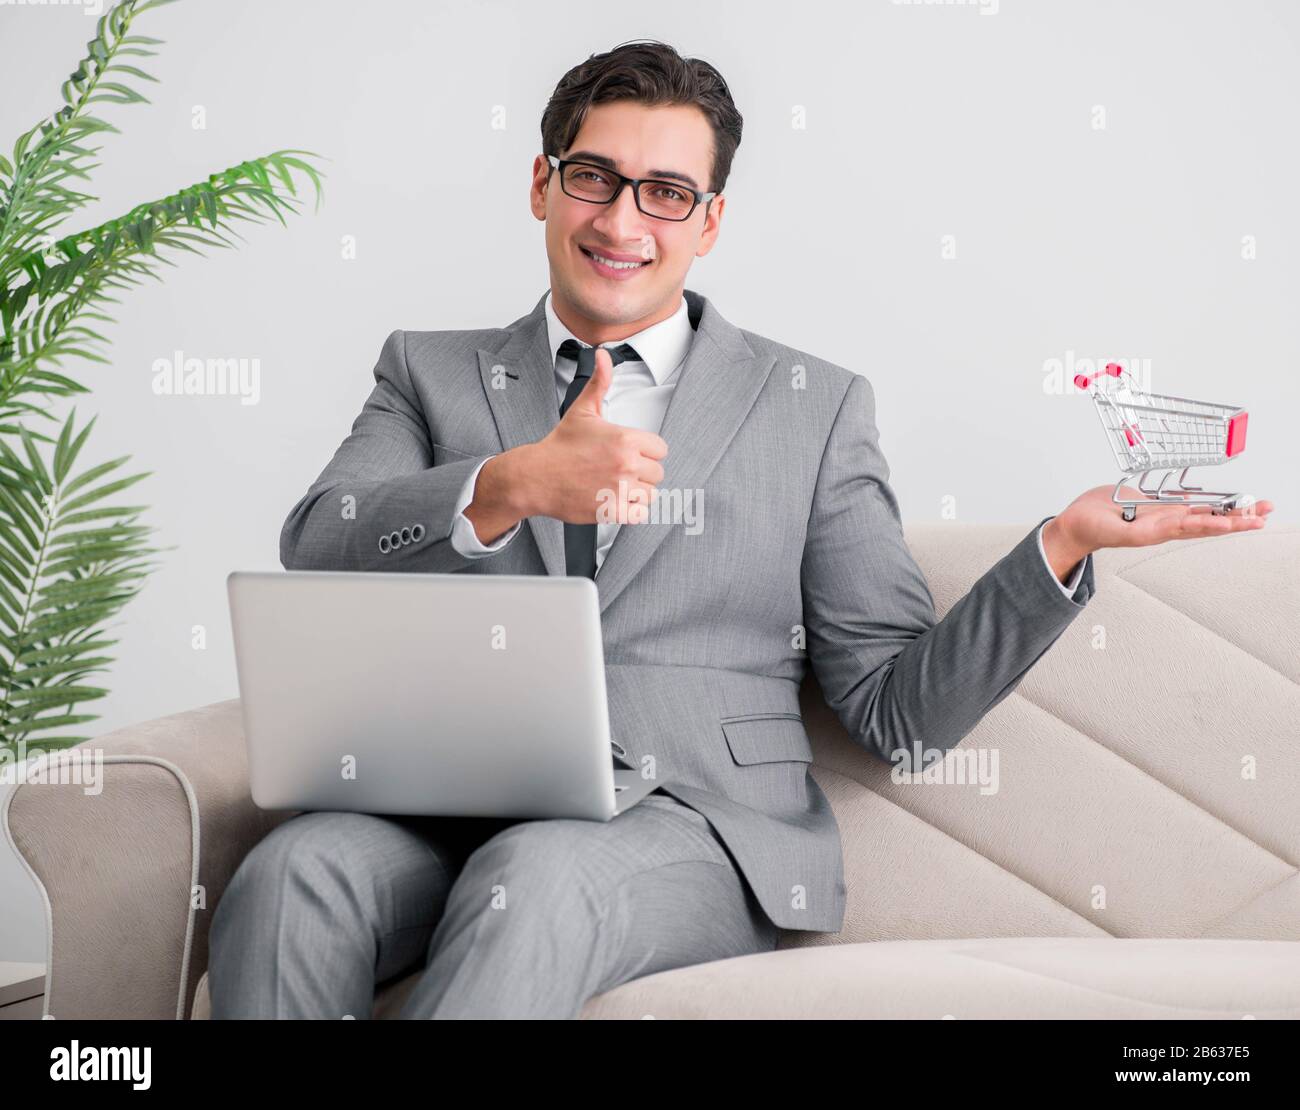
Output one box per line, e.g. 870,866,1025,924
720,714,812,765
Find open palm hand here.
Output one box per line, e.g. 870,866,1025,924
1055,483,1274,554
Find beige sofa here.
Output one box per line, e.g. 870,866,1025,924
6,523,1299,1019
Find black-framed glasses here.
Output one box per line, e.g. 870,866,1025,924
546,154,717,222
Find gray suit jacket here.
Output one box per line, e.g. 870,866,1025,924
280,287,1096,933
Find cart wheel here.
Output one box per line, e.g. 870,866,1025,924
1122,506,1136,522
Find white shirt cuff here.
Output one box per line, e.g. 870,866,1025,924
1037,518,1086,598
450,455,521,557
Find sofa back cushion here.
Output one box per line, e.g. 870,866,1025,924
798,524,1300,945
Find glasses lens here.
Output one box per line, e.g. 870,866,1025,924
637,180,695,220
562,163,616,202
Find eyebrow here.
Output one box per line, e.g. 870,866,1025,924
564,150,701,190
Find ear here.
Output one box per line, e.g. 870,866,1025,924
530,154,551,221
696,194,725,258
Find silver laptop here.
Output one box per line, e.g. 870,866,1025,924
226,571,658,821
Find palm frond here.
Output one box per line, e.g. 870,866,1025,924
0,150,325,412
0,0,180,286
0,409,161,752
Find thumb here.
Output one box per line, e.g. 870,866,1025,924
567,347,613,418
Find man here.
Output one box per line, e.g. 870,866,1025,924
208,40,1272,1019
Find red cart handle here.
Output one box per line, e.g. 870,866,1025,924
1073,362,1126,390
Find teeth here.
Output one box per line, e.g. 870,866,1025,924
586,249,647,270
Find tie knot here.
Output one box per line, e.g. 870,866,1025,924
557,338,640,373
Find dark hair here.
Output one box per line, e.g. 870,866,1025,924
540,40,743,196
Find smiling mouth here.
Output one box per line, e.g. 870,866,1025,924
580,246,654,272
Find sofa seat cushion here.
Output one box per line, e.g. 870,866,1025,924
190,937,1300,1019
579,937,1300,1019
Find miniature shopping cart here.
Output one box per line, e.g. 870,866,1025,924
1074,362,1250,522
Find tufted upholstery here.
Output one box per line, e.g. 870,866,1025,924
8,524,1299,1019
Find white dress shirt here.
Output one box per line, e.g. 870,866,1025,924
450,291,1086,597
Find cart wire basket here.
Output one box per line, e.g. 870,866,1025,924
1074,362,1250,522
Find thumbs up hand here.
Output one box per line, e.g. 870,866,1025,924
565,343,616,420
510,346,669,526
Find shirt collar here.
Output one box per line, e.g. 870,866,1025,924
544,289,693,387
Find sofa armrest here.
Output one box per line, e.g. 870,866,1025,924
2,699,293,1019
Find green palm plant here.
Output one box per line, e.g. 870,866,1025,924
0,0,324,753
0,411,153,746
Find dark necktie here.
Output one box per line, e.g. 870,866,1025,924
556,338,641,578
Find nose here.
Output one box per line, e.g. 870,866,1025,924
591,181,647,244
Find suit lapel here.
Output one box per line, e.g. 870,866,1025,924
475,288,778,606
592,290,777,614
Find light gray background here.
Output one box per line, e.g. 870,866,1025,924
1,0,1296,962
